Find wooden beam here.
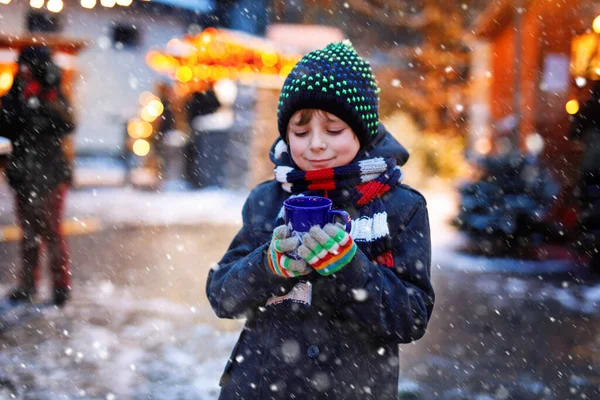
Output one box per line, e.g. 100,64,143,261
0,34,88,54
471,0,534,39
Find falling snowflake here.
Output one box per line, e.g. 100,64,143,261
352,288,368,302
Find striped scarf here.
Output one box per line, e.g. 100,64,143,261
274,157,403,267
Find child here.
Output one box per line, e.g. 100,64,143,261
206,41,434,399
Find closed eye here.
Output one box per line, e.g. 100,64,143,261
327,129,343,134
292,131,308,137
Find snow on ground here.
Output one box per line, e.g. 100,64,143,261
72,157,128,188
67,187,248,228
424,185,599,315
0,282,241,400
0,183,248,228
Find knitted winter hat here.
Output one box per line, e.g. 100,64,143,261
277,40,380,148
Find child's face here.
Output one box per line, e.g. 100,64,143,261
287,109,360,171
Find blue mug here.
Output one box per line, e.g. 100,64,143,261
284,196,352,235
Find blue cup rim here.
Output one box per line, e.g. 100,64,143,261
284,196,332,210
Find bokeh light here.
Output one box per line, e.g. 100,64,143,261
176,66,193,82
80,0,96,9
30,0,44,9
593,15,600,34
132,139,150,156
566,99,579,115
47,0,63,13
140,108,158,123
145,99,164,118
0,71,14,92
127,119,153,139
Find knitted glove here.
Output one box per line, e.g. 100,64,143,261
297,223,357,276
267,225,312,278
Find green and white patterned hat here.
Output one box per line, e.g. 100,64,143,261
277,40,380,147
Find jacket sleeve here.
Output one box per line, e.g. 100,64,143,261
42,93,75,136
569,95,600,139
0,93,26,141
206,195,298,320
314,198,435,344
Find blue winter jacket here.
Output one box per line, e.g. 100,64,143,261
207,127,435,399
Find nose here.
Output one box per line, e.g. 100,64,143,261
309,131,326,152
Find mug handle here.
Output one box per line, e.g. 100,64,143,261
328,210,352,233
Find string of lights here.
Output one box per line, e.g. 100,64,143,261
0,0,136,12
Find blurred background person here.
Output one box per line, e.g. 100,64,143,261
152,81,176,182
569,81,600,272
570,81,600,179
0,45,75,307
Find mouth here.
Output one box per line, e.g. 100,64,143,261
307,158,335,166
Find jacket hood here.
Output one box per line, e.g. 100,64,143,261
269,122,410,168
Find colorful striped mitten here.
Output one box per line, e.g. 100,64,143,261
297,223,357,276
267,225,312,278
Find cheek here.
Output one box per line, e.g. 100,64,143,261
288,137,304,161
334,136,360,158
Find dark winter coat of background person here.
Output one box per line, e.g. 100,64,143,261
206,126,435,400
0,50,75,198
186,88,221,126
0,45,75,306
569,81,600,173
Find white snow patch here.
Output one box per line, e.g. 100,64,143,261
67,187,247,227
0,282,238,399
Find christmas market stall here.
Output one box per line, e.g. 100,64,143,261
129,27,303,188
454,0,600,268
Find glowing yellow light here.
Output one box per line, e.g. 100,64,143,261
261,66,278,75
100,0,115,7
138,91,157,106
30,0,44,9
200,27,218,44
176,66,193,82
279,64,294,78
127,119,143,138
140,108,158,122
261,52,278,67
193,65,210,80
47,0,63,12
146,99,164,118
0,72,14,92
127,119,153,139
140,122,153,138
566,99,580,115
0,0,12,5
116,0,132,5
80,0,96,8
146,52,178,73
132,139,150,157
593,15,600,34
